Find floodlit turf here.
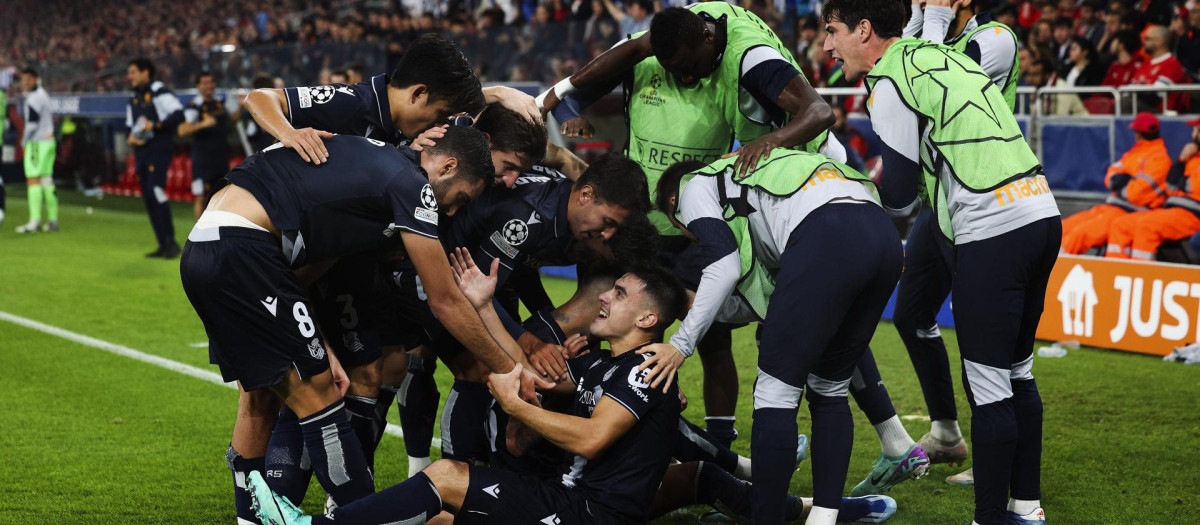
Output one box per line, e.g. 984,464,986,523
1,191,1199,524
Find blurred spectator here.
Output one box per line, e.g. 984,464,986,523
1097,7,1126,63
598,0,654,36
1053,16,1076,75
1066,36,1107,87
1076,1,1106,44
345,63,365,84
1131,25,1191,112
330,69,349,84
1104,30,1145,88
1174,5,1200,79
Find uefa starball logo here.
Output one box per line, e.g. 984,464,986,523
420,184,438,210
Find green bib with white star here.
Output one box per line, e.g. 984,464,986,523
950,22,1020,111
686,2,829,153
679,149,875,319
864,38,1040,240
626,51,735,235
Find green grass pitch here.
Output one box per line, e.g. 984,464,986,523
1,191,1198,524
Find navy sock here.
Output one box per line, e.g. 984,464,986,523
440,380,493,462
313,471,442,525
1010,379,1043,502
226,445,265,525
807,389,855,510
398,354,439,459
675,419,740,474
299,400,375,506
265,408,313,505
849,350,898,425
750,408,798,524
970,399,1019,524
345,395,381,470
704,416,738,448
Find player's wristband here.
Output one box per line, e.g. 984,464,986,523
535,78,577,111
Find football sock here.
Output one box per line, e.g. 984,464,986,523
1010,379,1044,502
751,407,798,523
932,419,963,442
398,354,439,462
675,418,741,474
807,389,854,510
704,416,737,448
1009,498,1042,515
696,461,806,521
805,506,839,525
970,399,1019,524
313,472,441,525
874,415,916,457
299,400,375,506
439,380,492,463
849,350,899,425
42,179,57,222
344,395,381,471
226,445,265,525
27,184,42,223
265,407,313,505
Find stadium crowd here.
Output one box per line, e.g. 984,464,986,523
2,0,1200,111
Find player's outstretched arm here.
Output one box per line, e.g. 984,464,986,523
538,34,652,113
244,88,332,164
448,248,541,374
490,365,633,459
728,75,835,179
543,143,590,180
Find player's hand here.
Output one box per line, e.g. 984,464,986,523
520,365,556,402
326,343,350,397
925,0,965,9
410,124,447,152
449,247,497,310
126,134,146,147
487,363,524,409
281,127,334,164
200,114,218,128
723,135,780,180
636,343,686,393
560,117,595,139
486,86,543,124
1181,142,1199,162
562,333,590,359
529,342,569,381
678,387,689,411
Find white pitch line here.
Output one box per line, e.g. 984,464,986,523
0,310,431,445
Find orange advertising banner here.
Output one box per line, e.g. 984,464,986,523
1037,255,1200,356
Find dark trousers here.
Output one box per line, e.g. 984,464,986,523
136,150,176,249
750,203,903,522
954,217,1061,524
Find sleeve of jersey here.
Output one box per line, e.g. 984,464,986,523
566,353,602,386
739,46,801,118
604,354,667,420
667,180,740,358
388,178,440,239
551,75,623,124
491,297,528,339
283,85,362,131
920,5,954,43
153,89,185,130
971,29,1018,91
903,4,924,38
475,203,540,289
869,79,923,210
126,104,134,129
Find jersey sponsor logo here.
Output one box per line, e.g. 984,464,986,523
311,85,337,104
414,208,439,226
483,483,501,498
307,338,326,360
420,184,438,210
627,364,652,402
490,231,520,259
297,87,314,108
261,296,278,317
502,219,530,245
993,175,1051,206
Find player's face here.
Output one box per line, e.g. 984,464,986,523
430,172,486,217
823,19,874,81
400,92,454,140
569,186,630,242
659,43,716,86
20,73,36,92
127,65,149,88
590,275,652,339
197,76,216,98
492,150,527,188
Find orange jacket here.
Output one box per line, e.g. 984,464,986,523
1105,138,1171,210
1164,155,1200,214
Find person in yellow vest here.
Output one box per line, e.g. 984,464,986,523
16,68,58,233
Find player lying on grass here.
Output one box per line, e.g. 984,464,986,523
249,260,898,524
646,150,903,525
180,128,552,523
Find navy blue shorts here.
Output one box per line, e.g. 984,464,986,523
310,257,385,369
181,227,329,391
456,464,625,525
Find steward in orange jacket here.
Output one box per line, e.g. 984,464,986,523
1107,120,1200,260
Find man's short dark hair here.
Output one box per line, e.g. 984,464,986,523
630,0,654,13
195,71,215,84
625,263,687,335
475,105,547,165
574,153,651,215
331,69,348,80
251,73,275,89
425,125,495,185
20,67,38,78
821,0,909,39
654,160,708,218
609,214,659,266
1054,16,1074,29
1113,30,1143,54
346,63,364,75
389,34,485,116
650,8,707,61
130,58,155,78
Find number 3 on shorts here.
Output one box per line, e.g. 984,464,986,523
293,302,316,337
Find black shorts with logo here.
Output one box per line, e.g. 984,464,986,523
310,257,386,369
456,465,626,525
180,227,329,391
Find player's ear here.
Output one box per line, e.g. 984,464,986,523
578,184,594,205
636,311,658,330
410,84,429,104
442,156,458,175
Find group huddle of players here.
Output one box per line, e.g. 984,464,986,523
181,1,1061,525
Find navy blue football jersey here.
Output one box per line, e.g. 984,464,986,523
225,135,438,267
185,96,230,167
284,74,407,145
561,349,679,523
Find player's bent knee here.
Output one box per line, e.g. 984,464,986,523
423,459,470,509
347,359,383,395
753,369,803,410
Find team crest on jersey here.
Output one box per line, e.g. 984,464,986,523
502,219,529,245
307,338,325,359
311,85,336,104
342,331,364,353
420,184,438,210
